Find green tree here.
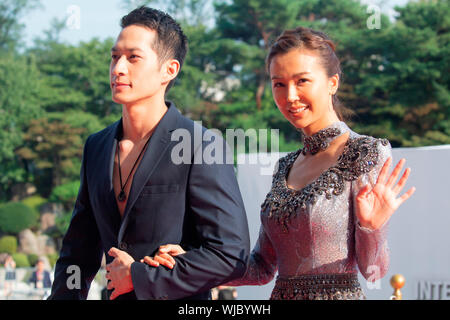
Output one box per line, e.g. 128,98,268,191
0,54,43,200
49,180,80,212
0,202,39,235
0,0,41,52
0,1,43,200
389,0,449,146
29,38,120,117
12,253,29,267
27,253,39,266
347,0,450,146
15,115,85,196
215,0,305,110
21,195,47,214
0,235,17,254
45,211,72,252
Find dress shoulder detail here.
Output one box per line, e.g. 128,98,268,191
335,135,390,181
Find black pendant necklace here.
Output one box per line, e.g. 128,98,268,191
116,133,152,202
302,122,349,155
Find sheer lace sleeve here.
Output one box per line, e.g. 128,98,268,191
352,138,392,281
224,224,278,286
224,159,281,286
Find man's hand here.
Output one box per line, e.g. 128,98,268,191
105,247,135,300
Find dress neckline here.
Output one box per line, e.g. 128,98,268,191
261,132,389,231
283,133,352,194
302,121,350,155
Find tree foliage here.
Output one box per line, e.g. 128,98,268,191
0,235,17,254
0,0,41,52
0,202,39,235
0,0,448,201
16,116,85,196
0,54,43,199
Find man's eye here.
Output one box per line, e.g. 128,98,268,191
273,82,284,88
129,55,140,59
297,79,308,84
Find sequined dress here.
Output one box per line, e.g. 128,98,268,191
227,123,391,300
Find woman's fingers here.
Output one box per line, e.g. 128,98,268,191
140,256,159,267
398,187,416,205
392,167,411,195
139,244,186,270
141,254,175,269
356,184,371,200
154,253,176,269
159,244,186,256
376,157,392,185
386,158,406,188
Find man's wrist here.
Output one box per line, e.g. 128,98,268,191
126,261,134,290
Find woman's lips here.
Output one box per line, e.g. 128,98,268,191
288,105,309,116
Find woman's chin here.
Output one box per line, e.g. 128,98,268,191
288,118,308,131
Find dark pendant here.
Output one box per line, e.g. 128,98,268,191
118,190,127,202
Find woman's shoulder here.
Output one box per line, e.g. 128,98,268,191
347,131,391,152
338,131,392,180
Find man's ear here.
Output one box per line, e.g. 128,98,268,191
162,59,180,83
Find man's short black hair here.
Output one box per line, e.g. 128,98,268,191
120,6,188,92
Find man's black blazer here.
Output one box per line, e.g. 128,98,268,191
29,270,52,289
48,102,250,300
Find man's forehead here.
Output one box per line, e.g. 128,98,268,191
112,25,157,51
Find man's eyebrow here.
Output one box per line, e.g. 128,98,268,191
271,72,310,80
110,46,144,52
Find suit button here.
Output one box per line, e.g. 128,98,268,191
119,242,128,250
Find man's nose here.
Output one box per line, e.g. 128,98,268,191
111,55,128,76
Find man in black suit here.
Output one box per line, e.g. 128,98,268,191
48,6,250,300
29,259,52,289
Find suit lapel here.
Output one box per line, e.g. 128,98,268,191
118,103,181,243
97,119,123,230
108,120,122,225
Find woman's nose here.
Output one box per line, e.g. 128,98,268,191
287,84,299,103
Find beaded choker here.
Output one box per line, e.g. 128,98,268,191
302,122,350,155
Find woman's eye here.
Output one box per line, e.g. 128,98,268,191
129,55,140,59
273,82,284,88
297,79,308,84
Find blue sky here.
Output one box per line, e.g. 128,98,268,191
20,0,132,47
20,0,411,48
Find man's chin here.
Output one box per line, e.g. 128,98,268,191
112,94,132,105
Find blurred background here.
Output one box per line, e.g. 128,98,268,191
0,0,448,300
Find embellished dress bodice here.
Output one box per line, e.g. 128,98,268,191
227,124,392,300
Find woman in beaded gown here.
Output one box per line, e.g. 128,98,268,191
141,27,416,300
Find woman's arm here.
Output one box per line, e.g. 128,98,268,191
352,140,415,281
145,223,278,287
224,224,278,286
